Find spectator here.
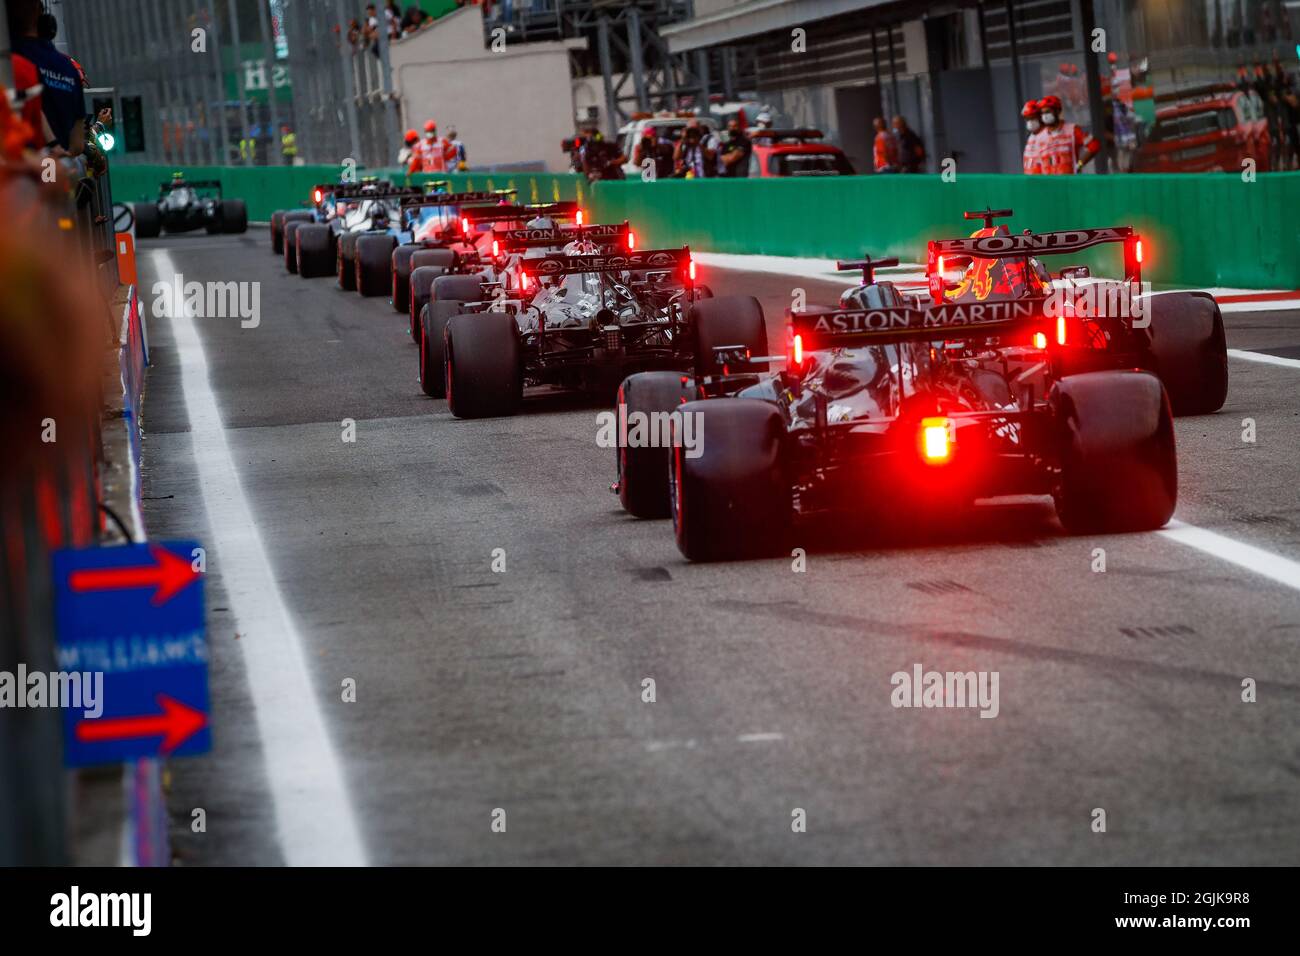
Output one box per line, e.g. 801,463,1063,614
891,115,925,173
719,119,752,177
445,127,467,170
674,121,717,178
401,6,427,33
1271,55,1298,169
633,127,674,179
398,128,420,175
872,116,899,172
7,0,87,155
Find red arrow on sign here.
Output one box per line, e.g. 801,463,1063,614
76,695,208,754
68,544,201,605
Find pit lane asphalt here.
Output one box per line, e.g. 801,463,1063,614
138,230,1300,865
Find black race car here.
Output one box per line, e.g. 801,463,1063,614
613,209,1228,561
134,177,247,238
420,231,741,419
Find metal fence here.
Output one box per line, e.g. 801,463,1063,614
59,0,399,170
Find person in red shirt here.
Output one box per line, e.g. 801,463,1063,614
1036,95,1099,174
1021,99,1046,174
418,120,447,173
871,116,899,172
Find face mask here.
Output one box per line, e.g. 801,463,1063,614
1040,112,1057,125
1026,119,1041,133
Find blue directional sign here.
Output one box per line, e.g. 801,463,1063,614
51,541,210,767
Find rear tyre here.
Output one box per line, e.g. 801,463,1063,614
271,210,285,253
409,265,447,341
134,202,161,238
295,224,334,278
356,234,397,297
205,209,223,234
691,295,769,379
221,199,248,234
616,372,697,519
419,300,461,398
670,398,791,561
1142,292,1228,416
445,313,522,419
283,221,306,273
1052,370,1177,534
432,273,484,305
391,244,419,313
336,233,359,290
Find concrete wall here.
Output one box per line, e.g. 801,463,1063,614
387,6,585,172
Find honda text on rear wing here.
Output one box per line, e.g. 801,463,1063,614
927,218,1144,302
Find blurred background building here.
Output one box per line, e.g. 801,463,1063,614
50,0,1300,173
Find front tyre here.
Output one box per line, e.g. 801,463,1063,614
356,234,397,297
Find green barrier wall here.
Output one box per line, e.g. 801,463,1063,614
111,163,1299,289
110,164,588,224
588,173,1300,290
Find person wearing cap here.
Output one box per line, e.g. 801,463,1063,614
399,129,420,177
1037,95,1099,174
872,116,899,172
1021,100,1046,174
419,120,447,173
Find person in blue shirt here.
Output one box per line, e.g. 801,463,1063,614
8,0,86,153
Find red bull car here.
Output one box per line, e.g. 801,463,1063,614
613,209,1228,561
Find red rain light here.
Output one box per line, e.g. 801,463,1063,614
627,229,636,251
313,188,323,204
688,258,696,282
492,239,500,258
793,332,803,365
576,209,585,226
1135,239,1144,264
461,216,470,235
921,417,952,463
1056,315,1067,346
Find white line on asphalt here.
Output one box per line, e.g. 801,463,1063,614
737,733,785,743
1228,348,1300,370
1159,519,1300,593
153,250,367,866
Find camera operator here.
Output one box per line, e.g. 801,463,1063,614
673,122,717,178
633,127,674,180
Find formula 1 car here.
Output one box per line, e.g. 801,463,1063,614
389,189,519,317
405,201,592,347
414,215,640,394
271,180,358,264
421,233,732,419
613,209,1228,561
134,175,247,238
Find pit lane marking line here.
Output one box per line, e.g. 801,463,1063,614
1227,349,1300,370
154,250,367,867
737,733,785,743
1159,519,1300,594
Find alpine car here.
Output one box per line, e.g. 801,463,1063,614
390,188,519,317
613,209,1228,561
421,233,732,420
134,174,248,238
405,201,584,346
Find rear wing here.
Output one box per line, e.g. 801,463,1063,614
399,190,513,211
331,183,414,200
461,201,581,224
927,226,1143,295
523,247,690,279
161,179,221,191
497,222,630,251
788,299,1044,349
